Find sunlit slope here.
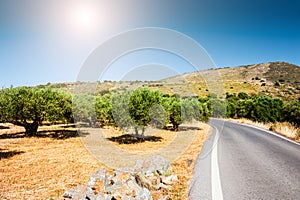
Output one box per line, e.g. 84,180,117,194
40,62,300,100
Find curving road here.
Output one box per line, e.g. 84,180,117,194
189,118,300,200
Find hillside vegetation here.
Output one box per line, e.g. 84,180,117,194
41,61,300,101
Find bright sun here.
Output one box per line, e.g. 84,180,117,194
68,4,100,34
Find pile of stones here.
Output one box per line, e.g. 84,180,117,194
62,156,178,200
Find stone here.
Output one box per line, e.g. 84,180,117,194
62,189,75,199
137,188,152,200
161,174,178,185
113,171,132,184
86,187,96,200
88,174,97,188
158,195,169,200
88,167,107,194
134,156,171,176
62,157,176,200
155,183,169,191
95,167,107,180
95,193,113,200
93,179,106,194
110,179,140,198
134,173,153,190
72,185,87,200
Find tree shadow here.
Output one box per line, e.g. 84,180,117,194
0,149,24,159
0,129,89,140
107,134,162,144
178,125,203,131
0,132,25,139
0,125,10,129
37,129,89,139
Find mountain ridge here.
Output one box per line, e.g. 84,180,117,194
33,61,300,101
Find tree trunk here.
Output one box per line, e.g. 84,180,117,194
24,121,39,137
135,127,139,136
141,127,145,138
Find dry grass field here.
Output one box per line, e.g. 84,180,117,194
0,123,210,200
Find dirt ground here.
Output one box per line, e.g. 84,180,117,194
0,123,209,200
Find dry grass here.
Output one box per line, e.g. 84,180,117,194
228,118,300,143
0,124,105,200
169,123,210,199
0,123,210,200
270,122,300,142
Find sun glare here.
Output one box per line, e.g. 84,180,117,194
67,4,100,34
76,7,96,27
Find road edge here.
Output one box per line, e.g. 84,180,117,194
218,118,300,146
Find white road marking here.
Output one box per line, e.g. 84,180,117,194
211,127,224,200
241,123,300,146
214,118,300,146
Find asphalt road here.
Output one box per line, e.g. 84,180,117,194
189,119,300,200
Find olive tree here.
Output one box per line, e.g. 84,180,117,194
111,90,135,131
95,94,114,126
0,87,72,136
72,94,97,126
162,96,181,130
128,87,163,135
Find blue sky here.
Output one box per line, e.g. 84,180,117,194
0,0,299,87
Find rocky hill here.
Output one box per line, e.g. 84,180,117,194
40,62,300,101
164,61,300,100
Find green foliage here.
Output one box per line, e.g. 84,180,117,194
210,98,226,118
250,95,284,123
111,91,134,131
237,92,249,100
107,87,211,132
181,98,210,123
236,99,253,118
162,96,181,129
283,100,300,127
129,87,163,129
149,104,167,128
198,100,211,122
0,87,72,136
226,99,237,118
224,93,299,125
95,94,114,126
181,98,199,122
72,94,97,126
